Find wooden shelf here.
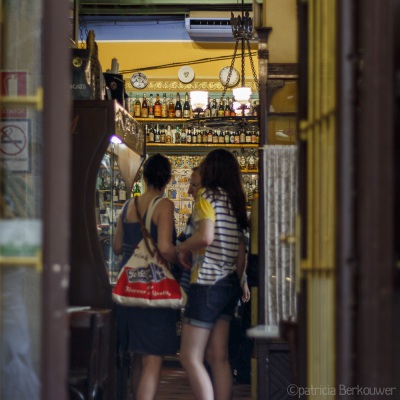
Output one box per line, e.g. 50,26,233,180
146,143,259,148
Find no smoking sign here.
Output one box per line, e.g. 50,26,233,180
0,119,30,172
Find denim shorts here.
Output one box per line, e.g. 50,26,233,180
183,272,241,329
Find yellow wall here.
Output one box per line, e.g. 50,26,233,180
263,0,298,63
97,41,258,87
96,0,297,91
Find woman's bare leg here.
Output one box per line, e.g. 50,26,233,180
135,354,163,400
130,353,142,400
205,319,233,400
179,323,213,400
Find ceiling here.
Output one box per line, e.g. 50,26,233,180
78,0,259,16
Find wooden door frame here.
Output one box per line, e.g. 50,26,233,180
41,0,71,399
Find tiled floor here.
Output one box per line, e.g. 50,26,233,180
157,360,252,399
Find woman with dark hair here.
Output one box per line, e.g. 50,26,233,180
176,148,249,400
113,153,179,400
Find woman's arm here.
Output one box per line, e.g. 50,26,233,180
176,219,214,269
177,218,214,252
235,233,246,283
113,212,124,255
155,198,178,263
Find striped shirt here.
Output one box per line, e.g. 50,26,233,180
190,188,241,285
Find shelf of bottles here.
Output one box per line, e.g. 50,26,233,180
96,149,142,282
124,91,260,234
126,91,259,122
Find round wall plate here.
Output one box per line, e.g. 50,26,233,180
178,66,195,83
130,72,148,89
219,66,240,87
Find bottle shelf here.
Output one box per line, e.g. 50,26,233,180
135,117,189,123
146,143,259,148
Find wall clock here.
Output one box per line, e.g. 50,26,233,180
178,66,195,83
130,72,148,89
219,66,240,88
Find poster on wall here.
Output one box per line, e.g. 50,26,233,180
0,119,31,172
0,71,28,119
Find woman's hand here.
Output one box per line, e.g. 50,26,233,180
177,249,192,269
241,282,251,303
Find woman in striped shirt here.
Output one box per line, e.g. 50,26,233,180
176,149,249,400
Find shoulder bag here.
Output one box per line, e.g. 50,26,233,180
112,196,186,309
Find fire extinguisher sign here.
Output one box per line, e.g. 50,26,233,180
0,71,28,118
0,119,31,172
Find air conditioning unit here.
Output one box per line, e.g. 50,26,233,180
185,11,234,41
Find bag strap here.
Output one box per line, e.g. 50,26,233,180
134,196,163,258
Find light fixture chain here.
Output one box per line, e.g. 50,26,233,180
246,39,259,90
222,41,239,100
241,38,246,87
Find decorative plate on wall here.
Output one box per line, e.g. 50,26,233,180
130,72,148,89
219,66,240,87
178,66,195,83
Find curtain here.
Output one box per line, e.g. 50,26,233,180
263,145,297,327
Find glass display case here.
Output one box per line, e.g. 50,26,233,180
70,100,145,306
96,142,143,283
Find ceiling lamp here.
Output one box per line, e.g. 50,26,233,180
224,0,259,106
190,91,208,116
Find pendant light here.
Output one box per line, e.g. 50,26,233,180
224,0,259,109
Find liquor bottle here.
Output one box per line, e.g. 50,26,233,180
230,97,236,116
245,128,252,143
141,93,148,118
224,130,230,144
252,100,259,117
229,130,235,144
211,99,217,118
165,124,172,143
161,93,168,118
191,127,197,143
148,124,155,142
112,177,119,202
224,97,231,117
218,129,225,144
239,129,246,144
234,130,240,144
148,93,154,118
180,125,187,143
168,94,176,118
175,92,183,118
154,93,162,117
133,183,141,197
204,98,211,118
213,129,219,144
251,126,257,144
207,129,213,143
128,93,134,115
155,124,161,143
183,92,191,118
118,177,127,202
186,127,192,143
160,124,166,143
134,94,141,117
172,126,178,143
86,30,103,100
196,129,203,144
217,98,225,117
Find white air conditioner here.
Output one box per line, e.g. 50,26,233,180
185,11,234,41
185,10,258,42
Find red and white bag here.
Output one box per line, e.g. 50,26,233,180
112,196,186,309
